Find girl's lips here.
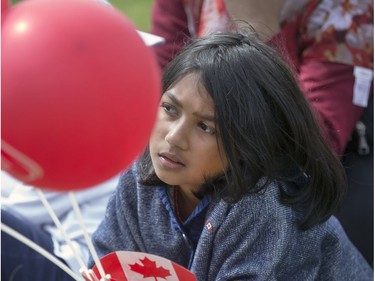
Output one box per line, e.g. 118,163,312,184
158,153,185,169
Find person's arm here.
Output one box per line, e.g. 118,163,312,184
150,0,191,70
1,172,69,225
1,171,119,225
299,62,366,154
223,0,285,40
293,1,373,154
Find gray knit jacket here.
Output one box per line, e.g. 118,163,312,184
90,164,373,280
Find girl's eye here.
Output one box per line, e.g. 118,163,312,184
198,122,216,134
161,103,177,115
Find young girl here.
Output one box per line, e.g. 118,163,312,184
90,31,373,280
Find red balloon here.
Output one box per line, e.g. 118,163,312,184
1,0,161,190
1,0,9,19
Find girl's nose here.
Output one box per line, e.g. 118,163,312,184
165,121,189,150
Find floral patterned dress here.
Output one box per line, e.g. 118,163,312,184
181,0,373,69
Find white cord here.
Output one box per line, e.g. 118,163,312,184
69,192,107,279
35,188,92,281
1,223,83,281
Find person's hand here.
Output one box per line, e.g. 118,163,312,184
223,0,285,40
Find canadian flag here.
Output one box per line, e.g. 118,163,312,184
89,251,197,281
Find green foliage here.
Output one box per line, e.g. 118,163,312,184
110,0,153,32
9,0,153,32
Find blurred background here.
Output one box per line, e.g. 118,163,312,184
10,0,154,32
110,0,153,31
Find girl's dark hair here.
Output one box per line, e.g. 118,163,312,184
139,31,347,230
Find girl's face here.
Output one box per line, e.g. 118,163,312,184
149,73,228,194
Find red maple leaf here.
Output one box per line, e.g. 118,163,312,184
129,257,172,280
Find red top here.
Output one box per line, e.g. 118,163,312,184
151,0,373,71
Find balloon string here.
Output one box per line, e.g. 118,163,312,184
68,192,107,279
35,188,92,281
1,223,83,281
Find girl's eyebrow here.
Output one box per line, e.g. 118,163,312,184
165,92,182,107
195,112,216,122
164,92,216,122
